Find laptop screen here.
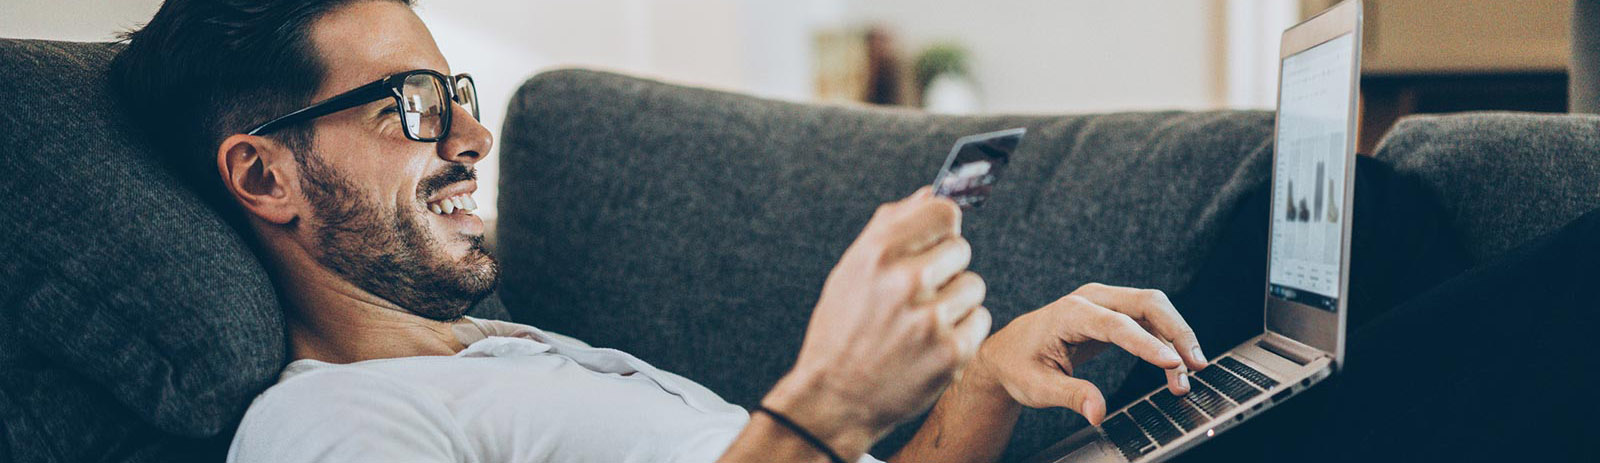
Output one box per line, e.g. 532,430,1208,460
1267,32,1356,312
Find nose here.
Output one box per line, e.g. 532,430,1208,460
438,102,493,165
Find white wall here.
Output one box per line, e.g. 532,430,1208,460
840,0,1223,114
0,0,162,41
413,0,820,218
1225,0,1300,108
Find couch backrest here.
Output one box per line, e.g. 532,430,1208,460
495,69,1277,460
1375,112,1600,262
0,39,286,462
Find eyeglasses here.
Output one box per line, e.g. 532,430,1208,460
246,69,479,142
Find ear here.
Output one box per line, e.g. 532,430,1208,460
216,134,300,225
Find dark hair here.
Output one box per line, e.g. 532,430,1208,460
109,0,414,220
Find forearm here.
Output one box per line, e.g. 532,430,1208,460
718,414,853,463
890,367,1021,463
719,372,880,463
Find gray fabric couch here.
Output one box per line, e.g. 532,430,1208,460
495,70,1600,461
2,37,1597,462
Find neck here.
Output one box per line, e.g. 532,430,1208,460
284,290,468,364
264,235,467,364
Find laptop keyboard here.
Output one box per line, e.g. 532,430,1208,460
1099,356,1278,461
1101,413,1154,458
1148,389,1207,431
1194,363,1262,402
1181,380,1234,418
1128,401,1184,445
1218,357,1279,389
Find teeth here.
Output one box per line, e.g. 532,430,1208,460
428,194,478,215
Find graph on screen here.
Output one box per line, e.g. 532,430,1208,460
1268,33,1354,311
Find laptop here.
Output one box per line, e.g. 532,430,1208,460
1034,2,1362,462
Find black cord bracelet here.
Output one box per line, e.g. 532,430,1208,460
752,405,849,463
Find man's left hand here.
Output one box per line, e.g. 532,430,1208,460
965,283,1209,425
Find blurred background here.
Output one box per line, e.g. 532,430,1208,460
0,0,1576,221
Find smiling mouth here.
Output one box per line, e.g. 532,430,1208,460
427,194,479,215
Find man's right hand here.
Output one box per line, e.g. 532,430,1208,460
762,187,992,458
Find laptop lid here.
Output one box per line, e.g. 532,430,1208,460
1263,0,1361,366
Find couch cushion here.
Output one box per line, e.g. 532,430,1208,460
0,39,515,462
496,69,1275,461
0,39,286,461
1375,112,1600,262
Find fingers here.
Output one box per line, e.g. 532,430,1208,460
1163,344,1192,395
902,238,973,302
1074,283,1207,370
950,306,992,361
927,271,985,325
879,193,962,257
1057,295,1183,370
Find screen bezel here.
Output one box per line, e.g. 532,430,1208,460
1263,0,1361,368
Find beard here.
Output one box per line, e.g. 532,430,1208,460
296,153,499,321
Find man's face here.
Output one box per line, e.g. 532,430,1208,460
291,1,498,320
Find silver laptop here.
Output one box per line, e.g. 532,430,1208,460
1034,2,1362,462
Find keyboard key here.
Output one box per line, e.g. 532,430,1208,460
1150,389,1208,431
1129,401,1184,445
1195,364,1262,403
1101,412,1152,460
1186,377,1238,418
1218,357,1280,390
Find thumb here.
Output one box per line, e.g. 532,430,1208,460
1024,367,1108,425
1043,373,1107,422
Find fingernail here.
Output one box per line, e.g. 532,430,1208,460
1190,346,1207,365
1178,373,1191,391
1160,347,1182,365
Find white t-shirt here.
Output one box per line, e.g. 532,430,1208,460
226,317,885,463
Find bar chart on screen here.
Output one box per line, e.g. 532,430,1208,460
1268,32,1354,304
1270,127,1345,300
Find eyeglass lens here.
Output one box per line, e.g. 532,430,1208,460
401,74,448,139
455,76,479,121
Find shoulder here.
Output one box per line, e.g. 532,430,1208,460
245,365,440,419
227,364,471,463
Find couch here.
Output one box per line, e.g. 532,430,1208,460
4,38,1598,462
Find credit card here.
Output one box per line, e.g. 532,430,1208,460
931,127,1026,209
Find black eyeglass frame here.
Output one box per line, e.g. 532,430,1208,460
245,69,478,143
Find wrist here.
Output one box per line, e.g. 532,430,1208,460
964,348,1021,408
763,369,881,458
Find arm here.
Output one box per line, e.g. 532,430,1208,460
718,373,881,463
708,188,1207,463
717,188,992,463
892,284,1210,463
889,360,1020,463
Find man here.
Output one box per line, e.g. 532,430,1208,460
109,1,1207,462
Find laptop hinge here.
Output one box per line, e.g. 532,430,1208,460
1257,332,1325,366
